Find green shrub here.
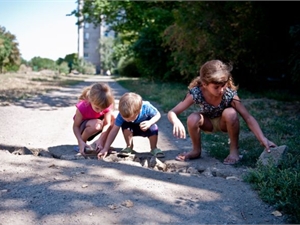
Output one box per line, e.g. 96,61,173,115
117,57,141,77
57,62,69,74
72,58,95,75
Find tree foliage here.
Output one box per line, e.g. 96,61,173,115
29,54,95,75
71,1,300,88
29,57,57,71
57,53,79,73
288,25,300,83
162,2,272,84
99,36,115,72
0,26,21,73
72,0,180,80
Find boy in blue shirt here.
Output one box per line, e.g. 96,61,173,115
97,92,164,159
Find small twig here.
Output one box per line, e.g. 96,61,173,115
241,211,246,220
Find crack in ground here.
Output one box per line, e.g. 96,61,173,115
0,145,242,180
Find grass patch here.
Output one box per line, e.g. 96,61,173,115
114,76,300,223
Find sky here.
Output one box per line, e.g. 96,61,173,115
0,0,78,61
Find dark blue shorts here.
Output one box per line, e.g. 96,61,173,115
121,121,158,137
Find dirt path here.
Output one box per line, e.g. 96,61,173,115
0,75,287,224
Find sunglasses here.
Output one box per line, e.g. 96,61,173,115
213,77,230,87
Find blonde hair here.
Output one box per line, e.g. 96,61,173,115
119,92,142,118
188,60,238,91
79,83,114,109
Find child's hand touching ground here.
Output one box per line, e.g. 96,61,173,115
262,138,277,153
97,148,109,160
79,142,88,156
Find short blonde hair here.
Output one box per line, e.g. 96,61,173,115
189,59,238,91
79,83,114,109
119,92,142,118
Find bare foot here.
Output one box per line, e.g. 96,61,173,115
223,155,241,165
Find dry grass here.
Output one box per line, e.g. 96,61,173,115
0,72,93,104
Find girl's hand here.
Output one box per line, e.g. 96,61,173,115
93,140,103,153
97,148,108,160
173,121,186,139
79,142,87,156
95,145,104,154
262,138,277,153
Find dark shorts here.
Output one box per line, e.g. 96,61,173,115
121,121,158,137
80,116,104,141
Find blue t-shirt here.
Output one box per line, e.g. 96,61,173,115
115,101,159,127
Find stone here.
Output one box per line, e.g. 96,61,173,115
12,146,32,155
257,145,288,166
186,166,199,175
38,150,54,158
155,158,167,171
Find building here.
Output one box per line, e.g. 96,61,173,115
77,0,101,74
77,0,115,74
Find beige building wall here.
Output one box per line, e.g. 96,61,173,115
77,0,115,74
83,23,101,74
77,0,101,74
77,0,84,59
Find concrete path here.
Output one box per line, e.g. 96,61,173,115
0,75,287,224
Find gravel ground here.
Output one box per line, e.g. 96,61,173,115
0,75,287,224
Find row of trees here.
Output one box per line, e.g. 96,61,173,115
27,55,96,75
72,1,300,90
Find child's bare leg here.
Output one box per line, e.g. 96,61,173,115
122,128,133,149
148,135,158,150
82,119,103,142
221,108,240,163
177,113,202,160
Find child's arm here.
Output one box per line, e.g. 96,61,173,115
73,109,87,155
97,124,120,159
232,95,277,152
167,94,194,139
94,111,114,151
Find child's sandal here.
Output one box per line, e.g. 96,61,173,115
118,147,133,156
151,148,165,158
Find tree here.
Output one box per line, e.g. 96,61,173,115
71,1,300,88
162,2,267,83
0,26,21,73
162,1,300,86
71,0,179,80
99,36,115,73
289,25,300,87
57,53,78,73
29,57,56,71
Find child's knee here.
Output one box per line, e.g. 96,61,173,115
95,123,103,131
149,124,158,133
187,113,202,127
223,108,238,119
